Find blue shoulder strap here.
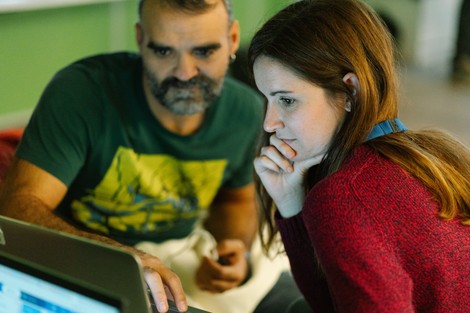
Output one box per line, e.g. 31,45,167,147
366,118,407,141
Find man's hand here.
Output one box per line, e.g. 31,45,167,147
140,252,188,313
195,239,249,293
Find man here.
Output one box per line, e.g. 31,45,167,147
0,1,305,313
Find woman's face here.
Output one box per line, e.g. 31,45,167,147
253,56,347,162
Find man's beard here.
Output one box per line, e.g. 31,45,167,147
144,68,224,116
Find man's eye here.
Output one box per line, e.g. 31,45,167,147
194,48,214,58
152,48,172,57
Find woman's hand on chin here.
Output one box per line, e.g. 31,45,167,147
254,134,324,218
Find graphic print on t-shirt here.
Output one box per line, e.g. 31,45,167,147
71,147,227,236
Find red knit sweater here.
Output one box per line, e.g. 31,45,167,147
276,145,470,312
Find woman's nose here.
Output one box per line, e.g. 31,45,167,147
263,104,283,133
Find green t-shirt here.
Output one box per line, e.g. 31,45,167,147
17,52,264,245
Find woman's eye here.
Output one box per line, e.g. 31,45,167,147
279,97,295,107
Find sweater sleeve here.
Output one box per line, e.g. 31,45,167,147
275,211,334,312
302,178,415,312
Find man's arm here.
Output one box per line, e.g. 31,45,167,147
204,183,258,249
0,157,188,313
0,158,69,225
196,183,258,292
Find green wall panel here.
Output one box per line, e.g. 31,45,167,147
0,1,138,117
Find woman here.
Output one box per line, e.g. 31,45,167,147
248,0,470,311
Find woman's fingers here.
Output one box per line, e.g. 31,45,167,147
256,145,293,173
269,135,296,159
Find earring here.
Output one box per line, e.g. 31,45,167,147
230,54,237,63
345,101,352,112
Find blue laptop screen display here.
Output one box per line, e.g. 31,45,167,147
0,262,121,313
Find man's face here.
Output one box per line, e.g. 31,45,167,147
136,1,240,115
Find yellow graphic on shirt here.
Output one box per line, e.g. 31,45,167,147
71,147,227,235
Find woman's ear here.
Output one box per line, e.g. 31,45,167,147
342,72,360,96
342,72,360,112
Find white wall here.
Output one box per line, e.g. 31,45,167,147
365,0,463,74
363,0,421,63
414,0,462,74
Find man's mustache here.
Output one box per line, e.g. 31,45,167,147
161,76,213,89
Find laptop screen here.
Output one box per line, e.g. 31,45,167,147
0,254,122,313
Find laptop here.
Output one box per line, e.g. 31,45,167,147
0,215,210,313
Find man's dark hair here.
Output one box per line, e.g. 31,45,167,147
138,0,233,23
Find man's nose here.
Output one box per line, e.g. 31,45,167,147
173,55,199,81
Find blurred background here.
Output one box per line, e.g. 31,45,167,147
0,0,469,145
